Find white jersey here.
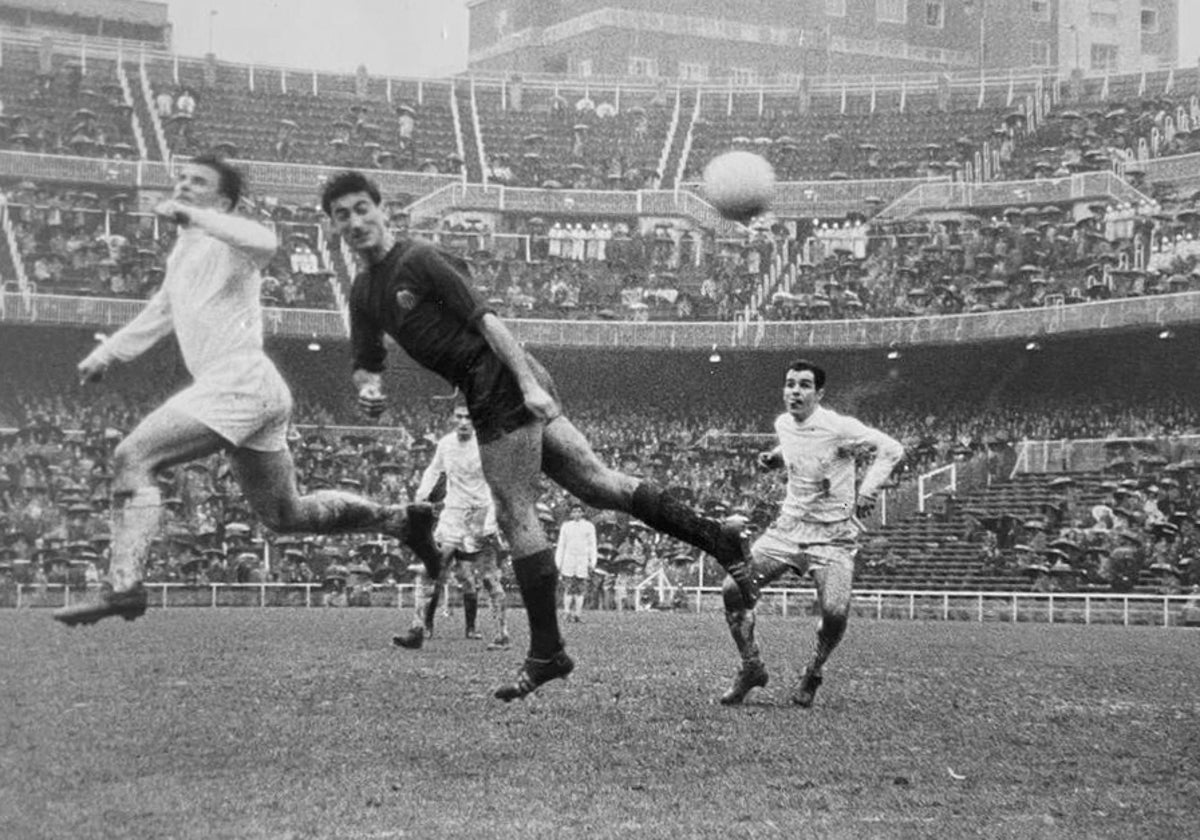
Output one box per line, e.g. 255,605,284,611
774,405,904,524
555,518,597,579
87,214,290,451
92,223,276,383
416,432,493,512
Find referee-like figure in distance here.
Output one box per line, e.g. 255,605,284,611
321,170,757,701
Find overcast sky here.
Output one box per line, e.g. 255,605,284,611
167,0,1198,78
167,0,471,78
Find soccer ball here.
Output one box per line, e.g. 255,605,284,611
702,151,775,223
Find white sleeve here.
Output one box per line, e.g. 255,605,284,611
88,288,173,364
414,440,447,502
838,415,905,497
188,207,278,268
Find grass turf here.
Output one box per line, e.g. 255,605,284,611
1,608,1197,839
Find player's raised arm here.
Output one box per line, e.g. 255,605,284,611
78,287,174,380
156,201,278,266
414,439,448,502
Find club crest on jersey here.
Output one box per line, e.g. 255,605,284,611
395,289,418,311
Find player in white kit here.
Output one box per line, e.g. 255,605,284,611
53,155,438,626
393,405,510,649
719,360,904,708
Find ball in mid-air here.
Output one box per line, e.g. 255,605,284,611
702,151,775,223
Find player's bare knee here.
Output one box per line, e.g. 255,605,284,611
110,445,153,492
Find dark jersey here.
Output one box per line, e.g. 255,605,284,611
349,239,492,387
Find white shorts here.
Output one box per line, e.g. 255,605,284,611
751,514,858,575
435,504,497,554
161,357,292,452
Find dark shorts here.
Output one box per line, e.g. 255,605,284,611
463,352,559,445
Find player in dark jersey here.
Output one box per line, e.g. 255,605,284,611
321,170,757,701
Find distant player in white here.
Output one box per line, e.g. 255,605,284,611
394,405,510,649
554,504,597,623
53,154,437,626
720,359,904,707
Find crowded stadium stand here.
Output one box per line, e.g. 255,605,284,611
3,14,1200,610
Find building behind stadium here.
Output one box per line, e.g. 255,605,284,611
466,0,1179,81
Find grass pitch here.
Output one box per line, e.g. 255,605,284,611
1,608,1197,840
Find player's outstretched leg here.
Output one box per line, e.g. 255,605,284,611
792,561,851,708
54,486,159,626
385,503,441,580
628,484,759,607
540,422,759,607
719,576,768,705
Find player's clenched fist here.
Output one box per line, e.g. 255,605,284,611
757,450,783,471
357,383,386,418
77,355,108,385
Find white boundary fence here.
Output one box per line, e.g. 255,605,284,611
7,583,1198,628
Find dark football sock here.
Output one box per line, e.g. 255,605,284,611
630,482,721,556
512,548,563,659
463,593,479,634
423,586,440,631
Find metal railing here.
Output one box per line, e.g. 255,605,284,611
1013,434,1200,476
4,289,1199,350
8,583,1197,627
879,171,1153,219
0,148,1168,225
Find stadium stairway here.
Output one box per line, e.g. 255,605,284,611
660,87,697,190
0,204,29,292
457,81,485,184
125,60,167,161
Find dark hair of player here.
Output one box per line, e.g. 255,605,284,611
320,170,382,216
190,152,246,209
788,359,826,390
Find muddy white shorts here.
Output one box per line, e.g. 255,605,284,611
434,503,498,554
160,355,293,452
750,513,859,574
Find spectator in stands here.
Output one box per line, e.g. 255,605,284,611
175,89,196,118
154,89,173,119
